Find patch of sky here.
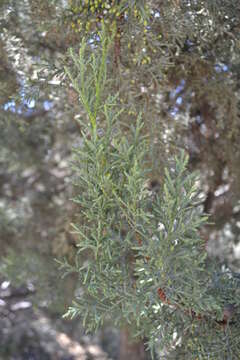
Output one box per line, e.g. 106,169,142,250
215,63,229,73
3,98,35,114
3,100,17,112
176,96,182,105
43,101,53,111
168,80,186,117
184,39,194,52
195,114,202,124
169,79,185,100
3,77,53,115
60,0,69,8
2,89,36,114
88,34,100,49
170,106,179,117
25,98,35,108
186,39,193,46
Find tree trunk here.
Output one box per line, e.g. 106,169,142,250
118,328,150,360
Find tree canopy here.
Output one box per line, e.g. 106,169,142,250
1,1,240,359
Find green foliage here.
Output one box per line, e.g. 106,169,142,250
61,32,240,359
64,29,111,130
67,0,149,33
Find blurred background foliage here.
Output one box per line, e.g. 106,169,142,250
1,0,240,359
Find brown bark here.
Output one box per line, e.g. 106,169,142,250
119,328,150,360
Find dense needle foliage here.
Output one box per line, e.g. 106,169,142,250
60,31,240,359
